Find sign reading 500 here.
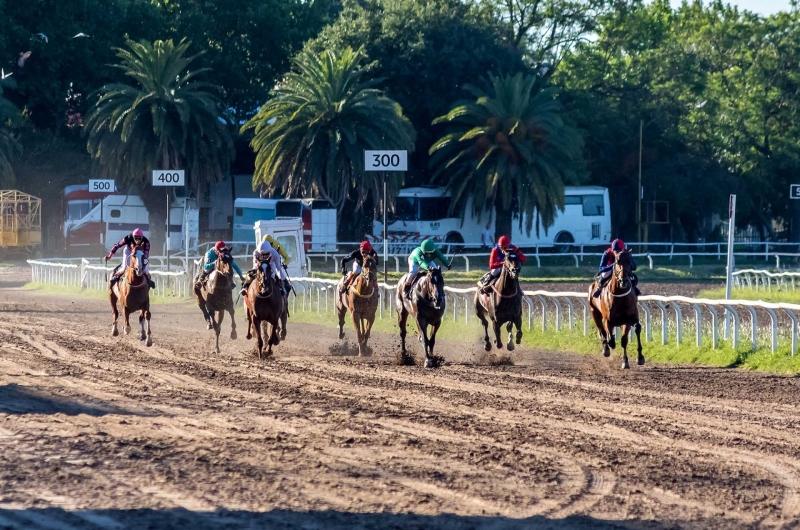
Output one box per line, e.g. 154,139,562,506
152,170,185,187
364,150,408,172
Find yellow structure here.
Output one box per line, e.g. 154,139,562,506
0,190,42,250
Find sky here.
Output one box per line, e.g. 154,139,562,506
671,0,795,16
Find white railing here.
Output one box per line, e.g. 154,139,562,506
733,269,800,292
289,278,800,356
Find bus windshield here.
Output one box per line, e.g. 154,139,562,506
393,197,452,221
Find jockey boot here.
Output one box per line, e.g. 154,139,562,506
145,273,155,289
592,275,608,298
403,282,413,300
339,272,353,294
284,279,292,295
109,272,121,288
478,272,493,293
195,269,209,289
631,273,641,296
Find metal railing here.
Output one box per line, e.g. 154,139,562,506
733,269,800,292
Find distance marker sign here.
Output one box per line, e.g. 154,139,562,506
364,150,407,172
791,184,800,199
152,170,185,187
88,179,115,193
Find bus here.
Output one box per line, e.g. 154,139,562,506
233,198,336,252
372,186,611,251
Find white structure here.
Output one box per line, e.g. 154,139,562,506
373,186,611,249
63,194,199,253
234,198,337,252
253,219,308,278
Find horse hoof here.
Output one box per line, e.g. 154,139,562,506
507,342,515,352
246,333,252,341
111,328,119,337
494,341,502,350
603,349,610,358
424,358,435,368
280,330,287,340
338,331,345,340
230,330,237,340
515,333,522,345
622,362,630,370
139,335,146,341
637,356,645,366
123,326,131,335
484,342,491,352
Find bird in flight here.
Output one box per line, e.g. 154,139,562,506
72,33,91,39
36,33,48,43
16,51,32,68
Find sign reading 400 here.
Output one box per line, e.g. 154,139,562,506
364,150,408,172
152,170,185,187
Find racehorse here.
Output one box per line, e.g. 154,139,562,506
244,258,284,359
474,252,523,351
194,252,237,354
336,256,379,356
588,248,644,369
396,267,446,368
109,247,152,346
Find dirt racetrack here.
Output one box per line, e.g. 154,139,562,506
2,269,800,529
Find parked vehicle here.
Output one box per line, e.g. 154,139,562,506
253,219,307,278
372,186,611,252
234,198,336,252
0,190,41,258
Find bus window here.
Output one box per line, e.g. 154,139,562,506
275,234,298,263
67,200,98,221
564,196,582,205
419,198,451,220
582,195,605,216
394,197,418,220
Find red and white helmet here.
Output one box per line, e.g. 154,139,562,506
214,241,227,252
360,240,373,253
498,235,511,249
611,238,625,251
132,228,144,237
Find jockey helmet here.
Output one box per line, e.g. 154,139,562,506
257,241,272,254
611,238,625,251
360,240,373,253
214,241,226,252
132,228,144,238
497,235,511,249
420,239,436,254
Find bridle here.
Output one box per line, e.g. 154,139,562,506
612,251,633,298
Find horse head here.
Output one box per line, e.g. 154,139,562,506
131,248,145,278
257,258,271,296
217,251,233,275
425,266,445,309
613,249,632,289
504,251,522,280
362,256,377,283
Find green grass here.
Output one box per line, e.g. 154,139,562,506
287,297,800,374
23,282,190,305
698,286,800,304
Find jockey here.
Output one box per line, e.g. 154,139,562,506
105,228,155,289
240,240,285,296
262,234,292,294
196,241,244,289
404,239,452,300
478,235,527,293
339,240,379,294
592,238,640,298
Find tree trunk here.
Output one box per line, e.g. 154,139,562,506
494,197,513,243
140,185,170,255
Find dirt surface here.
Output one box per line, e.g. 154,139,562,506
1,267,800,529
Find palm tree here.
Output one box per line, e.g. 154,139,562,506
243,47,416,224
429,72,585,241
85,38,233,249
0,84,21,187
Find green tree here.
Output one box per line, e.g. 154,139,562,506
84,38,233,248
306,0,525,182
243,47,416,230
430,72,584,240
0,83,22,186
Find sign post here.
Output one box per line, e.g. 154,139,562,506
725,194,736,338
152,170,186,272
365,150,408,283
88,179,115,247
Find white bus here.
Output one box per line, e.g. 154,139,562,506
372,186,611,251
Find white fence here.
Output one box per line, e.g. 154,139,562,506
25,261,800,357
733,269,800,292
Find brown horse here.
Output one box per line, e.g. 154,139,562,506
395,267,446,368
244,259,284,359
109,247,152,346
588,249,643,369
194,252,237,354
336,256,379,356
475,252,523,352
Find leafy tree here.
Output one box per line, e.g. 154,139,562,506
306,0,525,182
244,47,416,228
0,82,21,186
84,38,233,248
430,72,584,240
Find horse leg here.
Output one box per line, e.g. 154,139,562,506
635,322,645,365
351,311,364,356
280,306,288,341
253,317,263,359
123,307,132,335
398,306,409,354
492,318,503,350
144,308,153,347
607,323,616,350
363,315,375,354
196,290,212,329
213,310,223,354
475,302,492,352
506,322,515,352
337,303,347,340
267,321,278,357
620,324,631,370
110,293,119,337
228,304,237,340
590,307,609,356
514,313,523,345
428,320,440,364
416,316,433,367
139,312,146,341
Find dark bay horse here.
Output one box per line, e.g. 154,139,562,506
336,256,379,356
194,252,237,354
109,247,152,346
588,249,643,369
475,253,523,351
396,267,446,368
244,259,284,359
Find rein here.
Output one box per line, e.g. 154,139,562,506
351,275,376,298
490,281,519,298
